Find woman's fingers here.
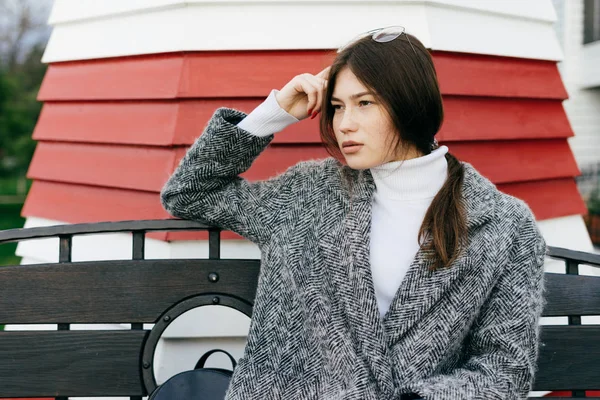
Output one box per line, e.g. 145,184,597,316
297,74,327,116
316,66,331,80
277,68,330,119
295,75,319,116
303,74,327,116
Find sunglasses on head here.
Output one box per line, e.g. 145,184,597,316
338,25,417,55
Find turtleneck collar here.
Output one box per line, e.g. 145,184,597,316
370,146,449,201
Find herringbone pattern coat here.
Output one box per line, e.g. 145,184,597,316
160,108,547,400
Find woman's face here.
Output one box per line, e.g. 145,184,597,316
331,67,407,170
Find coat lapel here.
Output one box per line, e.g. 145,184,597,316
327,168,395,397
381,242,473,343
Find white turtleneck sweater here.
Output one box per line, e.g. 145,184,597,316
238,90,449,316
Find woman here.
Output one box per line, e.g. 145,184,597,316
161,27,547,400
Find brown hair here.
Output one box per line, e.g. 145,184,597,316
319,33,467,270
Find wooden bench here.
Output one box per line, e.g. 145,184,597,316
0,219,599,399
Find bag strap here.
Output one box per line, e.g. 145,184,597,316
194,349,237,370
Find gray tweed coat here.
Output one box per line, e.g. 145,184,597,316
160,108,547,400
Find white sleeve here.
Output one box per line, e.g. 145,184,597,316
237,89,300,137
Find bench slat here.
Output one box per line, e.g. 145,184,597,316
543,272,600,316
0,259,259,324
533,325,600,391
0,330,147,397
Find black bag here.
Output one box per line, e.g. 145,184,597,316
148,349,237,400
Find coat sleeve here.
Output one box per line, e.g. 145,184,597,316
160,107,319,246
400,211,547,400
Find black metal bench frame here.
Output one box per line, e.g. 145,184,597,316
0,219,599,399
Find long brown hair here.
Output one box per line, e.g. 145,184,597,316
319,32,467,270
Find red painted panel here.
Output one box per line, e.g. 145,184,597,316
21,181,237,241
450,139,580,184
179,51,334,98
498,178,586,220
26,142,329,191
32,97,572,146
21,181,169,222
26,140,577,193
33,101,181,146
175,99,321,145
433,51,568,99
27,142,178,192
37,51,566,101
38,53,185,101
438,97,573,142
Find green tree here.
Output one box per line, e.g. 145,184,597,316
0,41,47,180
0,65,41,179
0,0,50,181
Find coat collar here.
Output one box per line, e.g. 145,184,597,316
329,161,497,395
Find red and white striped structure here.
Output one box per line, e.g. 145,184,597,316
14,0,598,396
19,0,594,265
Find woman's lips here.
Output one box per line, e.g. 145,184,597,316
342,144,364,154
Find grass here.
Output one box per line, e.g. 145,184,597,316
0,202,25,266
0,176,31,195
0,202,24,331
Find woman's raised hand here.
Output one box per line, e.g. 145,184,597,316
275,67,330,120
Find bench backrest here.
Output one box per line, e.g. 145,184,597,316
0,220,599,399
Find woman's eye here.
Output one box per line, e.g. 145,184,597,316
359,100,373,107
332,104,342,110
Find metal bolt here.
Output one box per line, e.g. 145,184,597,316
208,272,219,282
212,296,220,304
143,362,150,369
163,315,171,322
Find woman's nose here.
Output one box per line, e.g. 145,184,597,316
339,109,358,133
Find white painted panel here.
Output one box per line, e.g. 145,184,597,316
42,6,190,63
426,3,562,60
581,41,600,88
48,0,184,24
170,239,261,259
538,215,599,277
160,306,250,338
48,0,557,25
540,316,568,325
538,214,594,252
4,323,129,331
15,217,260,263
42,1,562,62
154,336,245,385
427,0,557,22
3,324,58,331
582,315,600,324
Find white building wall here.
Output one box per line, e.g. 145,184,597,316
553,0,600,176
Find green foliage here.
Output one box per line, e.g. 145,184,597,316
588,188,600,216
0,202,24,267
0,44,45,179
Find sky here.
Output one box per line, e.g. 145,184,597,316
0,0,53,64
